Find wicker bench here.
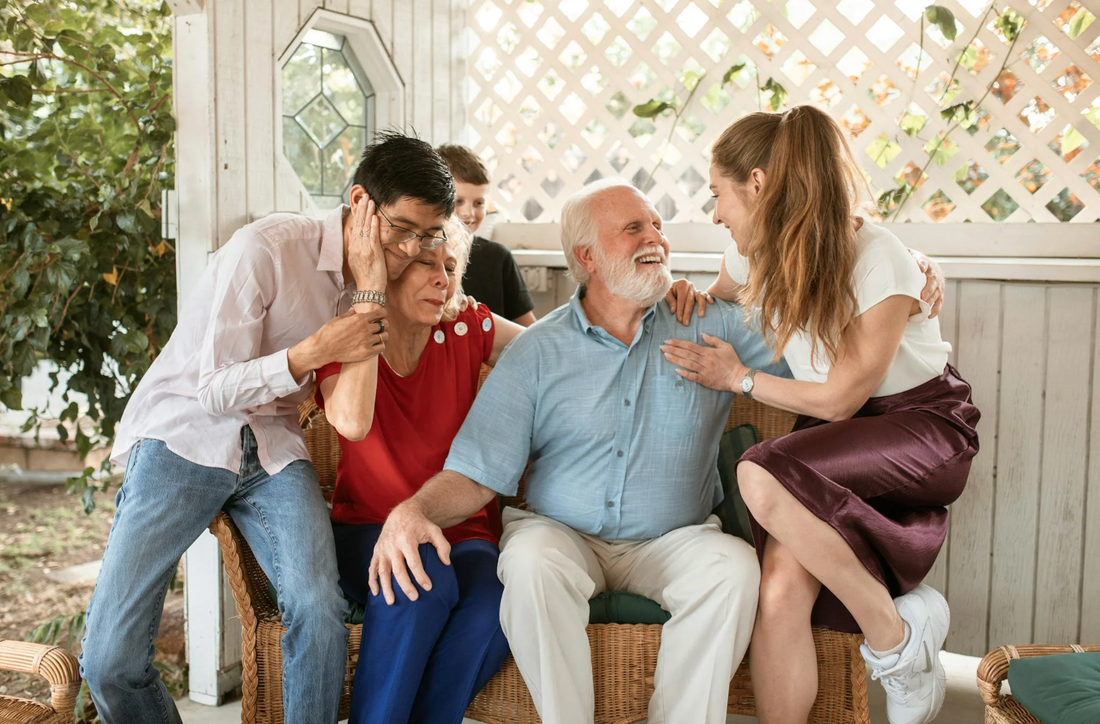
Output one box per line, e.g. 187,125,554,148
0,640,81,724
977,643,1100,724
210,376,869,723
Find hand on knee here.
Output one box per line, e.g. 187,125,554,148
376,543,460,609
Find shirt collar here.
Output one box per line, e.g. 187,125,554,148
317,205,348,274
568,287,658,343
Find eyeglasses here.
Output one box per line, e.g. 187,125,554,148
377,208,448,250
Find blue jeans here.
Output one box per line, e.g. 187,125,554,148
80,428,348,724
332,523,510,724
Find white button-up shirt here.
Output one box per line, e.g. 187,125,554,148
111,206,353,475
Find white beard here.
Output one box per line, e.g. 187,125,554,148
592,243,673,307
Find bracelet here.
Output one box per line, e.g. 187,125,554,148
352,289,386,307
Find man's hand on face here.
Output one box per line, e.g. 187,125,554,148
347,195,388,292
369,501,452,605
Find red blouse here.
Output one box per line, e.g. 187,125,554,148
316,304,502,545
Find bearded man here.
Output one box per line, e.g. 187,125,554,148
362,178,789,724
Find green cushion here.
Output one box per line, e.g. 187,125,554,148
713,424,759,545
266,585,678,627
587,591,671,625
1007,652,1100,724
269,581,669,626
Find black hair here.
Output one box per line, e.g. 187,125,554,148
351,129,456,216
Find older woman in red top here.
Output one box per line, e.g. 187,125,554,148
316,206,523,724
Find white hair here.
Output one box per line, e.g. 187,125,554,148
441,217,474,321
559,177,640,284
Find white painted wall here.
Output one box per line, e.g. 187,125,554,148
172,0,470,702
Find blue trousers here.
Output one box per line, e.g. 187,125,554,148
332,523,510,724
80,429,348,724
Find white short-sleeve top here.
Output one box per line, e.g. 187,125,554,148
723,220,950,398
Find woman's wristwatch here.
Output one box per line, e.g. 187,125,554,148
739,368,758,400
352,290,386,307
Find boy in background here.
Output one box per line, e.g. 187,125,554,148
437,144,537,326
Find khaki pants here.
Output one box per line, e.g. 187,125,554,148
497,507,760,724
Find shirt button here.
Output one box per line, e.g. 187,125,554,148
676,379,685,388
617,450,624,457
623,399,631,407
607,500,615,508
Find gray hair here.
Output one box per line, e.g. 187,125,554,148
442,217,474,321
559,177,638,284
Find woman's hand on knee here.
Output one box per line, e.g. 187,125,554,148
369,503,452,605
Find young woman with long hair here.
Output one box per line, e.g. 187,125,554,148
661,105,980,724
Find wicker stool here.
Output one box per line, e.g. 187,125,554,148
0,640,81,724
977,643,1100,724
211,384,870,723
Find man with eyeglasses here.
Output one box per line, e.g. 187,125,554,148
79,131,455,724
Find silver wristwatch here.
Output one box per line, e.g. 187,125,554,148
351,289,386,307
739,369,758,400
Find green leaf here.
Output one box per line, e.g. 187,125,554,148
28,61,47,88
0,76,34,108
0,387,22,411
56,33,89,61
632,99,674,118
81,486,96,514
722,62,747,85
993,8,1024,42
13,343,38,375
32,308,49,328
923,6,957,41
24,3,49,26
762,77,787,112
924,135,959,166
898,112,927,138
940,102,975,127
76,428,93,458
56,423,69,443
1067,11,1091,40
60,401,79,422
116,212,139,233
1061,126,1086,156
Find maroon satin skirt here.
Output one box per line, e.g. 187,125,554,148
739,364,980,633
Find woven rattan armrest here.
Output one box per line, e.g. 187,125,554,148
0,639,81,721
977,643,1100,708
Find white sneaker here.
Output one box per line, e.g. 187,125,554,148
860,584,950,724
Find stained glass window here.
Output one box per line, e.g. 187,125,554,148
282,30,375,209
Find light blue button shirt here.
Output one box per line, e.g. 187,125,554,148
444,288,792,540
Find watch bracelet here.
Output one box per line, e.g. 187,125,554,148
352,290,386,307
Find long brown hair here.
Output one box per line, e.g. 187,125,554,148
711,105,869,367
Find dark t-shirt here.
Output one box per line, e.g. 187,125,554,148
461,236,535,321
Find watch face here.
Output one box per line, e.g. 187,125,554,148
740,376,753,393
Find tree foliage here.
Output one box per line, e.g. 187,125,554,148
0,0,176,510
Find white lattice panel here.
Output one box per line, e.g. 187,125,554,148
463,0,1100,228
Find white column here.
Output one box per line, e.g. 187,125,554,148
172,7,244,705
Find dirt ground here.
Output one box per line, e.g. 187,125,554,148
0,482,186,717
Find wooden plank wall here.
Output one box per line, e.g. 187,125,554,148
203,0,470,249
532,272,1100,656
